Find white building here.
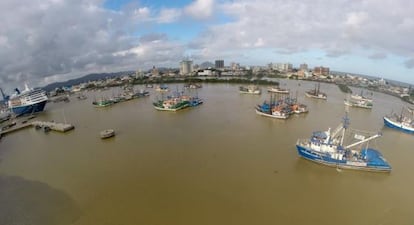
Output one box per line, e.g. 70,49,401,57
180,60,193,75
198,69,215,76
271,63,292,72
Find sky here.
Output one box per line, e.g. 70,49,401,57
1,0,414,92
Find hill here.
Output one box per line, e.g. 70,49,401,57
42,71,134,91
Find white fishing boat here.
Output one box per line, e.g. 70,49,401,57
239,85,261,95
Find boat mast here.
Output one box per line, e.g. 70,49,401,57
340,114,350,146
317,83,320,95
345,133,381,149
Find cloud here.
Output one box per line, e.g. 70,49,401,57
157,8,181,23
184,0,215,20
369,52,387,60
2,0,414,89
0,0,185,90
190,0,414,68
405,58,414,69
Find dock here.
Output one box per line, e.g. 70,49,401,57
0,121,74,136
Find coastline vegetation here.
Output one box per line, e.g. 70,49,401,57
337,83,353,94
131,77,280,86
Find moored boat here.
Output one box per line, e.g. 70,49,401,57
305,83,327,100
255,103,290,119
344,99,373,109
383,106,414,133
267,86,289,94
155,84,169,92
255,94,290,119
181,95,203,107
92,98,114,107
351,90,373,103
296,114,391,172
100,129,115,139
239,85,261,95
153,94,190,111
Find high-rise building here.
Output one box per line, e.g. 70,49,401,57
313,66,330,76
231,62,240,70
151,66,159,76
215,60,224,69
180,60,193,75
299,63,308,71
272,63,292,72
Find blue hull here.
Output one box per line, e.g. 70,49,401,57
383,117,414,133
296,145,391,172
11,100,47,117
189,100,203,107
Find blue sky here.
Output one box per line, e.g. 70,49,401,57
1,0,414,89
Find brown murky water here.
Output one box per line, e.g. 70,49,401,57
0,81,413,225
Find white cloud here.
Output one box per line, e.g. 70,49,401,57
184,0,214,20
0,0,187,90
157,8,182,23
190,0,414,72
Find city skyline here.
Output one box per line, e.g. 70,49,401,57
1,0,414,91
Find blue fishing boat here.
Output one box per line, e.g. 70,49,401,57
296,114,391,172
186,96,203,107
383,106,414,133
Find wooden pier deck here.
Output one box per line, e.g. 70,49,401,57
32,121,75,132
0,121,74,136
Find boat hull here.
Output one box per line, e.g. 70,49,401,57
305,92,327,100
296,144,391,172
383,116,414,133
267,88,289,94
153,102,189,111
239,90,261,95
344,100,372,109
255,108,289,119
10,100,47,117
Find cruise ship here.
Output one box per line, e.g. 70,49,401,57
8,84,48,117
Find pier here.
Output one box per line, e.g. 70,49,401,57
0,121,74,137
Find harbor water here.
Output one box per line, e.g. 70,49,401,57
0,81,413,225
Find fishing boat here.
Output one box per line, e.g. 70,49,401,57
184,83,202,89
153,95,190,111
383,106,414,133
305,83,327,100
239,85,261,95
344,99,373,109
255,94,290,119
155,84,169,92
267,86,290,94
7,84,48,117
283,97,308,115
290,103,308,114
189,83,202,89
92,98,114,107
182,95,203,107
255,104,290,119
296,114,391,172
132,89,150,98
351,90,373,103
